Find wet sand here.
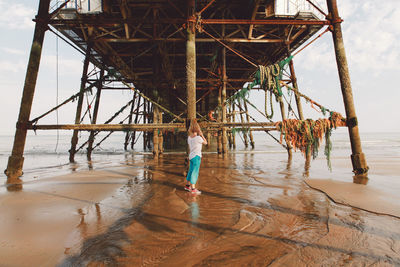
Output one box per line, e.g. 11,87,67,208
306,156,400,218
1,152,400,266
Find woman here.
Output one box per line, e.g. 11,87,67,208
185,119,207,194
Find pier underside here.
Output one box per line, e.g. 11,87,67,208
5,0,369,180
51,0,324,116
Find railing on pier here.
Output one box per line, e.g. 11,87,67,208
51,0,103,14
275,0,325,19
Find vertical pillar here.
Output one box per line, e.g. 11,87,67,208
186,0,196,120
287,55,308,162
288,58,304,120
5,0,51,181
143,97,148,150
232,103,236,149
147,102,153,149
158,111,163,154
217,86,223,154
238,102,248,148
124,91,137,151
131,95,141,149
227,105,232,149
243,100,255,149
153,107,159,157
327,0,368,175
87,69,104,160
69,47,91,163
278,97,293,158
221,47,228,154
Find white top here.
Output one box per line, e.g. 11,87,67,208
188,135,204,160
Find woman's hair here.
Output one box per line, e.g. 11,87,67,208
188,119,201,135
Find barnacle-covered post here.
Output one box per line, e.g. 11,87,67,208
243,100,255,149
186,0,196,121
238,102,249,148
231,103,236,149
288,58,304,120
327,0,368,176
158,111,164,154
69,47,91,163
5,0,51,181
153,107,160,157
278,97,292,159
221,46,228,154
87,69,104,159
288,52,308,164
217,85,223,154
124,91,137,151
143,97,148,150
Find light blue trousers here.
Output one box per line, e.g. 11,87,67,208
186,155,201,185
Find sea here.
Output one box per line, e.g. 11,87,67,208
0,129,399,183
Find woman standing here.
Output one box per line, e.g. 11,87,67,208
185,119,207,194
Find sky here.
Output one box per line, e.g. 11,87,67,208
0,0,399,136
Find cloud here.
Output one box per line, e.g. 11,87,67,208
1,47,26,55
41,54,83,76
341,1,400,73
0,60,26,73
0,0,35,29
295,33,336,73
294,0,400,75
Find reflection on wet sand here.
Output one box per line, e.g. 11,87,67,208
54,153,400,266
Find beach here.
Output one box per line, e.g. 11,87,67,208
0,131,399,266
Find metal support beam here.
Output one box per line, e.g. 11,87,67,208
27,122,278,131
327,0,368,176
48,18,330,26
243,100,255,149
153,107,160,157
288,57,304,120
143,97,148,150
5,0,51,181
131,95,142,149
87,69,104,160
278,96,293,159
221,47,228,154
248,0,261,39
102,38,284,43
186,0,196,120
69,47,91,163
124,91,137,151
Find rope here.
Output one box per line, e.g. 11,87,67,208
280,81,331,115
264,90,274,119
282,92,299,120
275,113,347,170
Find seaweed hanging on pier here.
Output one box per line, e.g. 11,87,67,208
275,112,347,170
